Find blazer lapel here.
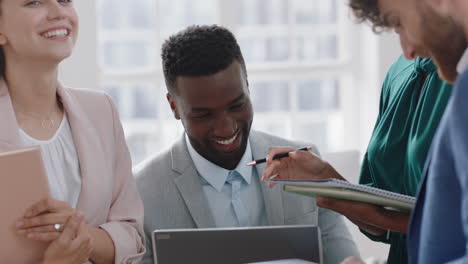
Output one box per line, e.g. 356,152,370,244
171,136,215,228
250,131,285,225
0,81,23,151
57,85,103,216
0,82,103,218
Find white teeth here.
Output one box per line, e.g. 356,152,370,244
42,29,68,38
216,133,238,145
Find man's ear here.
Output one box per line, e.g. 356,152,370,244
166,93,181,120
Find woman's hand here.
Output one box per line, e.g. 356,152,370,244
261,146,344,186
17,198,115,263
316,197,410,234
42,213,93,264
16,198,75,241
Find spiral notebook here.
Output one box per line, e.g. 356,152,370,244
272,179,415,211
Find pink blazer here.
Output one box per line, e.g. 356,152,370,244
0,81,145,263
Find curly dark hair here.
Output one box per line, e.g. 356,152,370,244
161,25,247,94
349,0,388,32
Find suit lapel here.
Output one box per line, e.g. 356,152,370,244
171,136,215,228
250,131,285,225
0,81,23,151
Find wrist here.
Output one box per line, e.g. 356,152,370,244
87,225,115,263
87,225,98,261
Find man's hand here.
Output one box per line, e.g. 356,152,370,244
261,146,342,187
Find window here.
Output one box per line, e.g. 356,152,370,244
97,0,356,165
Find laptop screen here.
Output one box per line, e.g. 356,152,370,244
152,225,322,264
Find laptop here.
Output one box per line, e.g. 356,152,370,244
152,225,322,264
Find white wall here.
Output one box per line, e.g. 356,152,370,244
59,1,98,89
355,29,401,155
350,26,401,263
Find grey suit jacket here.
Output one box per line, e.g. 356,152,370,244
135,130,359,264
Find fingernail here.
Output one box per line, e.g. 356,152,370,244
16,220,24,228
27,233,36,239
17,229,27,234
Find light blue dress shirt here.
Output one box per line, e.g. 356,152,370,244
185,135,267,227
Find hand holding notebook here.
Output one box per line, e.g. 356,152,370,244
260,146,413,233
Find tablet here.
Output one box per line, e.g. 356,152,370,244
0,147,50,263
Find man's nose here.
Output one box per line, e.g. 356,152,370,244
399,32,417,60
213,115,237,137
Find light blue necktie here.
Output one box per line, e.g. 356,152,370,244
226,170,250,226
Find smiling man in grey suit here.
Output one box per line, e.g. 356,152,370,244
135,25,359,264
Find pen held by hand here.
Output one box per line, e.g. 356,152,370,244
246,146,312,166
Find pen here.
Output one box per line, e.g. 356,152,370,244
246,146,312,166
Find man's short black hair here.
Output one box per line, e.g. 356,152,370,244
161,25,247,94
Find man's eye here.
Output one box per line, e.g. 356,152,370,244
230,103,244,110
389,17,401,28
193,113,211,119
394,21,402,29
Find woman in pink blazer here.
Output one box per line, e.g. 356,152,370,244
0,0,144,263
